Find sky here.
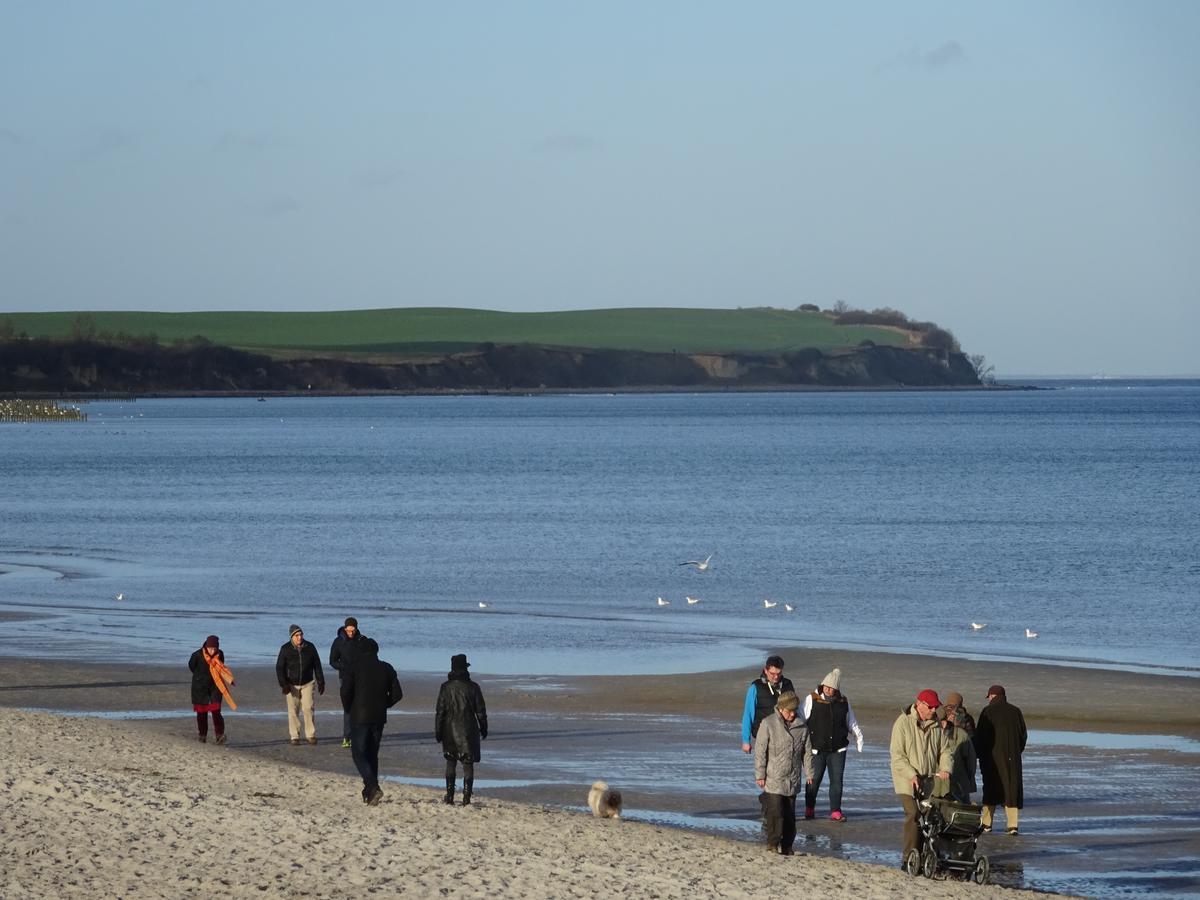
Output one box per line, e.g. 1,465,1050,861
2,2,1197,375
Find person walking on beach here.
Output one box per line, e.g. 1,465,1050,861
974,684,1027,834
754,690,814,855
801,667,864,822
889,688,952,866
188,635,235,744
936,692,977,803
275,624,325,746
342,638,403,805
741,655,794,753
435,653,488,807
329,617,369,749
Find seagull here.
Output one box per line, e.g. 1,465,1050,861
685,596,700,605
478,602,488,609
1025,628,1038,639
763,600,777,609
679,554,713,572
784,604,794,612
115,592,124,601
656,597,670,606
971,622,987,631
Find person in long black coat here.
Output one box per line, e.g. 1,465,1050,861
435,653,488,806
974,684,1028,834
342,638,403,806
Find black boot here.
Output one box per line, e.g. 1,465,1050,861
461,779,473,806
443,777,455,805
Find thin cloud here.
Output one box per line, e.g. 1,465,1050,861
877,40,967,73
215,131,289,153
0,128,25,146
75,128,135,164
534,133,605,154
263,195,300,216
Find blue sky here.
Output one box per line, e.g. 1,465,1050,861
2,2,1197,374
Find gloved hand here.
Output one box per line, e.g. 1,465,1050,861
480,728,488,740
281,686,290,695
318,683,325,695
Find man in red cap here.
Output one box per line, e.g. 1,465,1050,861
889,688,953,866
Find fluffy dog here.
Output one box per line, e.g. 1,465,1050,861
587,780,622,819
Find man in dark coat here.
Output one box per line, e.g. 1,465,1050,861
342,638,403,805
435,653,488,806
974,684,1028,834
275,624,325,745
329,617,369,749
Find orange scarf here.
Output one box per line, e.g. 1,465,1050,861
204,647,237,710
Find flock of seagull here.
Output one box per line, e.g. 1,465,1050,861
972,622,1039,639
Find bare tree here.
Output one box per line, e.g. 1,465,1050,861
968,353,996,385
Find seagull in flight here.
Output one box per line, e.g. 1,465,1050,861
1025,628,1038,639
680,554,713,572
763,600,777,609
784,604,794,613
115,592,124,601
656,596,670,606
685,596,700,605
971,622,987,631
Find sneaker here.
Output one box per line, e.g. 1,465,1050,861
341,738,351,749
289,738,300,746
215,734,227,745
804,807,815,820
982,824,992,833
1007,827,1019,836
830,810,846,822
367,787,383,806
307,736,318,745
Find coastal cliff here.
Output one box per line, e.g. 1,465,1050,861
0,338,979,393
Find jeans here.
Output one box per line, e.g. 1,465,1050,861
351,722,385,794
804,749,847,812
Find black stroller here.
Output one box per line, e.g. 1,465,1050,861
904,787,990,883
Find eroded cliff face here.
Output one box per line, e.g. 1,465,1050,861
0,340,980,393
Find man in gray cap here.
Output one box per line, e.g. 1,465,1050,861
275,624,325,745
975,684,1027,834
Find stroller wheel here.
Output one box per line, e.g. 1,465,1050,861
904,849,921,877
973,855,990,884
920,848,937,879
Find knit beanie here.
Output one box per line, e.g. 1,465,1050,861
776,691,800,712
289,624,303,638
204,635,219,649
822,668,842,691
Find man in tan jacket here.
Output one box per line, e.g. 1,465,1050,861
889,688,953,865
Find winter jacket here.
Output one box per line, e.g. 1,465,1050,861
188,647,224,706
754,711,814,796
889,704,953,796
975,697,1027,808
805,689,864,753
329,628,370,678
343,651,403,725
935,719,978,802
435,671,488,763
741,675,795,744
275,639,325,690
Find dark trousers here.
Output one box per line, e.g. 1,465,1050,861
763,793,797,852
804,749,847,812
339,677,352,740
445,756,475,788
900,795,921,861
196,710,224,737
350,722,384,794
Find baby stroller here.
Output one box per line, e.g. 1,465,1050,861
904,786,990,883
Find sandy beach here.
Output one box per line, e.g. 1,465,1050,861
2,648,1198,898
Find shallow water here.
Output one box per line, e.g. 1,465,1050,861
2,384,1198,677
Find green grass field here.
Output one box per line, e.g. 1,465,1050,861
1,307,913,357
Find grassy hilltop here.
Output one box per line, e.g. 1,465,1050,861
2,307,912,359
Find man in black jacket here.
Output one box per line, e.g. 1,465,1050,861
329,617,369,749
275,624,325,746
342,638,403,805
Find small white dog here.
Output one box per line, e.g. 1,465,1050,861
587,780,622,819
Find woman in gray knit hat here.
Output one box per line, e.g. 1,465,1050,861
801,667,864,821
754,691,814,855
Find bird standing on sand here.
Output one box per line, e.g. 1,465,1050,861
680,554,713,572
763,600,777,609
971,622,987,631
685,596,700,605
1025,628,1038,639
784,604,794,612
478,602,488,609
656,597,670,606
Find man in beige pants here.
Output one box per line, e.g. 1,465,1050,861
275,624,326,745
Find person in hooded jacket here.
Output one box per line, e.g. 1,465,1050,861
342,638,403,806
753,690,814,855
435,653,488,806
329,617,369,749
801,667,864,821
188,634,235,744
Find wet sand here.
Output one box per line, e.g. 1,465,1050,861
2,648,1198,897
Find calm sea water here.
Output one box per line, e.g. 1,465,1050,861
2,382,1197,675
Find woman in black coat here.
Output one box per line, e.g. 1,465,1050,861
188,634,235,744
435,654,488,806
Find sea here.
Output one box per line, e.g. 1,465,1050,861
1,380,1198,676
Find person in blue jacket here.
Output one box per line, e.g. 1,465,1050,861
741,654,795,820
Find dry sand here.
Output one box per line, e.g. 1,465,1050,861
0,706,1038,900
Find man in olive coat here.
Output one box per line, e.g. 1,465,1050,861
974,684,1028,834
